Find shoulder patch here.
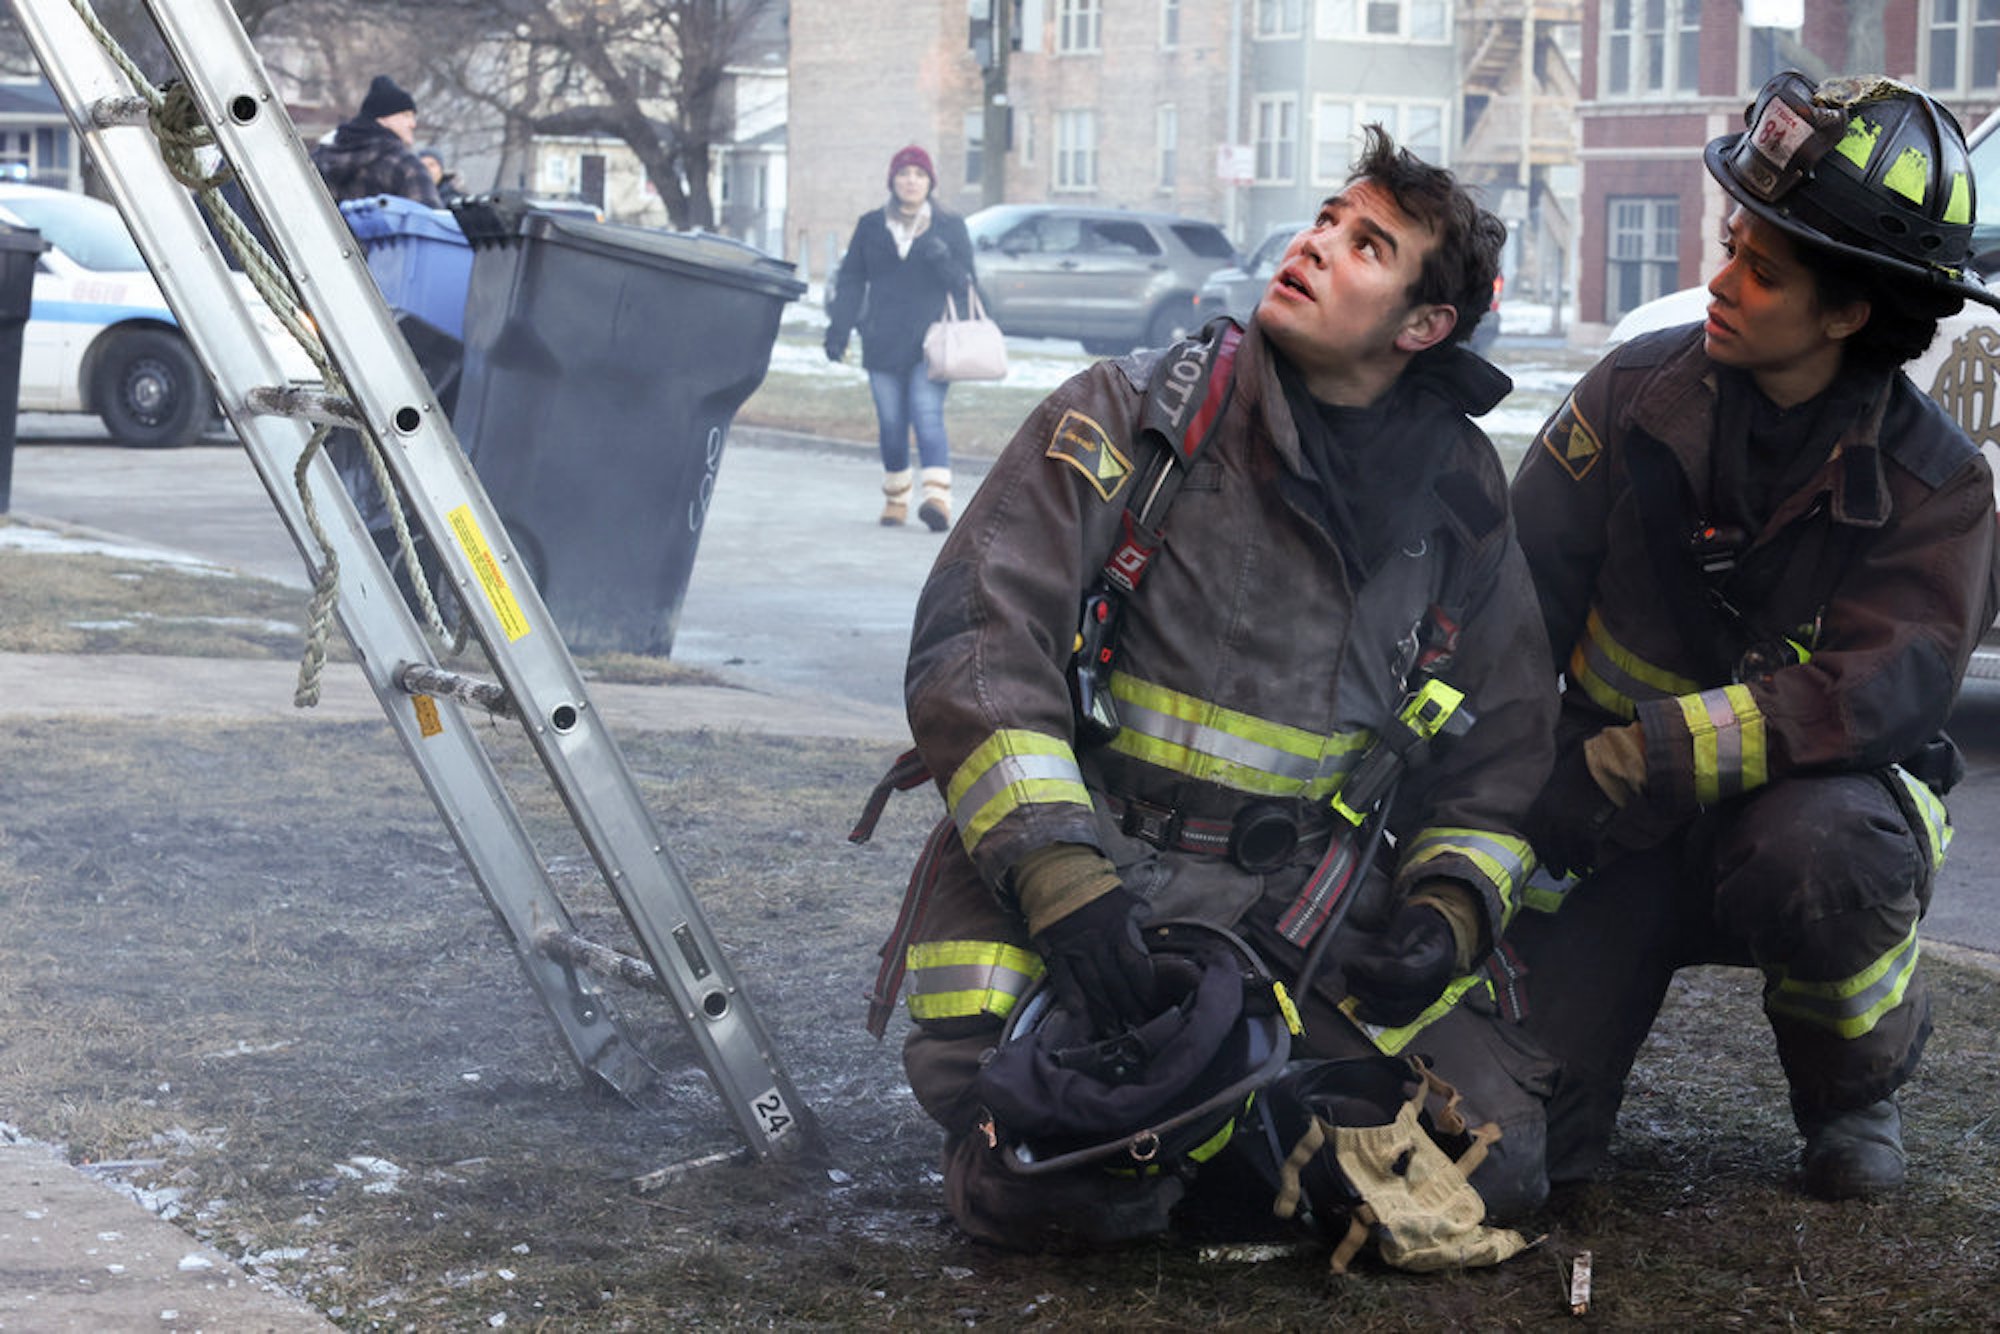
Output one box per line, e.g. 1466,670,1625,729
1046,409,1134,501
1536,396,1604,481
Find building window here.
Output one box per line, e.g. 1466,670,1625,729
1254,94,1298,182
0,131,33,182
1605,195,1680,321
966,110,985,187
1313,98,1447,181
1162,0,1181,48
1256,0,1304,38
1157,104,1179,189
1316,0,1449,41
1058,0,1101,52
1603,0,1700,99
1056,108,1097,190
1928,0,2000,93
1020,109,1036,165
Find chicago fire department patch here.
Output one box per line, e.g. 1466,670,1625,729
1539,398,1603,481
1047,409,1133,501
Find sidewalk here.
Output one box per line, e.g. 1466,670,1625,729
0,1133,333,1332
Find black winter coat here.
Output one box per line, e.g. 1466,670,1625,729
825,204,975,373
311,120,443,208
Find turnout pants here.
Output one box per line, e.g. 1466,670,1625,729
1505,772,1937,1182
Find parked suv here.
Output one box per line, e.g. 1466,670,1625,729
966,204,1240,354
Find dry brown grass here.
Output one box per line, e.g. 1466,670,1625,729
0,522,1993,1329
0,711,1993,1329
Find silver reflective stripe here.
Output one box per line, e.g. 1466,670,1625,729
1114,695,1340,785
950,749,1088,837
1765,925,1920,1040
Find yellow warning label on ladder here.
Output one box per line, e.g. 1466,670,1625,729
448,505,531,641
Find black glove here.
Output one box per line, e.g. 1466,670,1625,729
1523,742,1619,880
1344,902,1458,1027
914,232,950,265
823,329,848,362
1032,885,1160,1038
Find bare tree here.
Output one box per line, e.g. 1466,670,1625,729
444,0,779,229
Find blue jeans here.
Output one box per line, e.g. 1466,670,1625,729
868,363,951,473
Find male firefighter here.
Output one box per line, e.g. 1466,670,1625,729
1509,72,2000,1200
875,127,1559,1250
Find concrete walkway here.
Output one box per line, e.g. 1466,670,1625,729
0,1134,333,1332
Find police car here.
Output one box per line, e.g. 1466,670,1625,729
1603,108,2000,681
0,182,314,448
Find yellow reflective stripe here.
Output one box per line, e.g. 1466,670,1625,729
1881,145,1931,206
904,941,1044,1022
946,729,1091,852
1946,169,1973,224
1400,827,1536,922
1765,924,1920,1041
1341,973,1489,1055
1570,608,1700,720
1105,671,1369,799
1892,766,1953,870
1834,117,1881,174
1675,684,1767,805
1521,874,1574,914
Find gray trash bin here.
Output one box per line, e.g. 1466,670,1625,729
454,202,805,655
0,223,44,513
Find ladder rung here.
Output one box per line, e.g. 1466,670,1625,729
537,928,664,996
245,384,362,426
89,94,149,127
395,662,517,719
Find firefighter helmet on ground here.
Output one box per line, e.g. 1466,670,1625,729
1705,70,2000,310
973,919,1294,1176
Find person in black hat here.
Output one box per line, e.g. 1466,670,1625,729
1509,72,2000,1201
310,74,442,208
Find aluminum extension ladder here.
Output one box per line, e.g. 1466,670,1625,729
11,0,817,1163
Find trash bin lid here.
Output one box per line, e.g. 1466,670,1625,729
0,222,46,255
340,196,468,247
460,200,804,301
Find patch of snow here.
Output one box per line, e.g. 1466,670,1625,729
0,523,234,575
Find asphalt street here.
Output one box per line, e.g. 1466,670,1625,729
6,414,1997,964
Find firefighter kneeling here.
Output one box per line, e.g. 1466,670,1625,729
1510,72,2000,1200
859,126,1562,1257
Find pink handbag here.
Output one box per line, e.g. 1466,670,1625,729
923,287,1009,382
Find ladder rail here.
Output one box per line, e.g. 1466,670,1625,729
10,0,660,1103
16,0,816,1159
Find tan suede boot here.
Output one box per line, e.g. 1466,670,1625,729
918,467,952,532
880,469,912,526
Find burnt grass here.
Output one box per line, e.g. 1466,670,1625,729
0,714,1995,1330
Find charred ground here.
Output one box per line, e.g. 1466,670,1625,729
0,544,1996,1328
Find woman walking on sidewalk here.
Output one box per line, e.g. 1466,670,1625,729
824,144,976,531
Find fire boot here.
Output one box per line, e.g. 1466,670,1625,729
919,467,952,532
1799,1099,1906,1200
880,469,913,526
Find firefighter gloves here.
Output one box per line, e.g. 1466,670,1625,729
1032,883,1163,1038
1523,742,1621,879
1345,902,1460,1027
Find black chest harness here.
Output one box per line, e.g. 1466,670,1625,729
854,322,1485,1035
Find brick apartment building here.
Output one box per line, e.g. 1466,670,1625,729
789,0,1580,304
1577,0,2000,340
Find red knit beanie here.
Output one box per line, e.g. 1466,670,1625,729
888,144,936,191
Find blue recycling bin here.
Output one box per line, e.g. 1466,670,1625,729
340,195,472,337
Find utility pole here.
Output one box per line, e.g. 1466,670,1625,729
973,0,1011,209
